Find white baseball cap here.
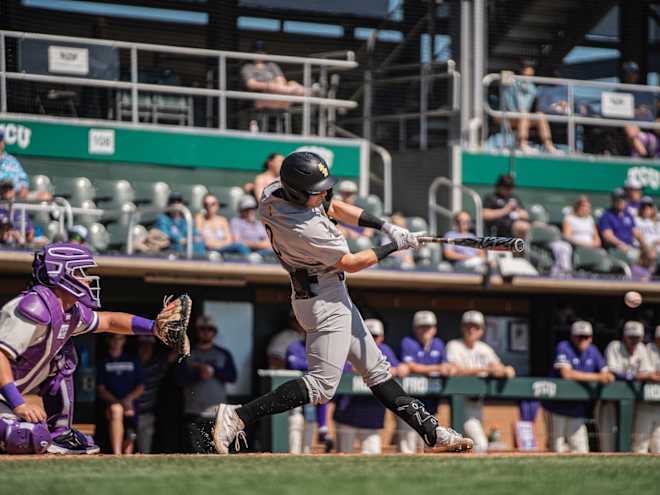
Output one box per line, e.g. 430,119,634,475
365,319,384,337
571,320,593,337
337,180,358,194
655,325,660,339
623,321,644,338
461,310,485,328
238,195,258,211
624,178,642,190
413,310,437,327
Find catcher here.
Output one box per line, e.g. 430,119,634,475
0,242,190,455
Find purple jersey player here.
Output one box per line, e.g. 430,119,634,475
334,319,409,453
0,243,174,455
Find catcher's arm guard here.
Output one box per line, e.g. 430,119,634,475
155,294,192,360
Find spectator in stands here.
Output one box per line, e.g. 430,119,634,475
644,326,660,453
67,224,89,245
136,336,171,454
266,310,302,369
543,321,613,453
195,193,251,259
483,174,531,239
155,192,205,257
97,334,144,455
443,211,487,271
398,311,455,454
334,319,410,454
230,195,273,261
0,130,51,201
446,311,515,452
336,181,373,240
254,152,284,202
380,212,414,269
635,196,660,253
600,321,659,452
241,40,305,111
624,178,643,217
501,59,558,154
620,62,657,157
563,195,602,249
0,179,35,246
598,188,649,264
179,315,237,453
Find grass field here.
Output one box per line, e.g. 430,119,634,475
1,454,659,495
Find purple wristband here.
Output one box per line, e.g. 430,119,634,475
1,382,25,410
131,316,155,335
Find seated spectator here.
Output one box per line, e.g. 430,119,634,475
97,334,144,455
155,192,205,256
0,179,35,246
446,311,515,452
195,193,250,259
68,224,89,245
600,321,659,452
644,326,660,453
624,178,643,217
398,311,455,454
376,211,415,269
563,195,601,249
178,315,237,453
241,40,305,111
230,195,273,260
635,196,660,254
336,180,373,240
0,129,52,201
334,319,409,454
253,152,284,202
483,174,530,238
620,62,657,157
500,59,558,154
597,188,648,264
443,211,487,271
543,321,613,453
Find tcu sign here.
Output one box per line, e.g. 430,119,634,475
0,123,32,149
532,381,557,398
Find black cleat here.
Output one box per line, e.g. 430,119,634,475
47,429,100,455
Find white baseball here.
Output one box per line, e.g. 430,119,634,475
624,291,642,308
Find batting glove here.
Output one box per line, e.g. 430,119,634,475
382,222,409,244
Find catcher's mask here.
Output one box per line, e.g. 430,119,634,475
32,242,101,309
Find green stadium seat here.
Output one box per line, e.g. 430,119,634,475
406,217,429,233
52,177,95,206
88,223,110,252
528,204,549,224
106,223,129,251
355,195,383,218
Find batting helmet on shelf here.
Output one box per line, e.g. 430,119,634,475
280,151,338,206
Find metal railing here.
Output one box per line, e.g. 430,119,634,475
0,30,358,136
126,205,194,260
482,73,660,154
428,177,483,237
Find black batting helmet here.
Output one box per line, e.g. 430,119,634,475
280,151,337,205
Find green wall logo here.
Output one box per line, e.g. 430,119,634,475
0,123,32,149
626,166,660,190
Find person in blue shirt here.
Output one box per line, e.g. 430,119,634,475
97,334,144,455
334,318,410,454
155,192,206,256
398,310,455,453
0,130,51,201
598,188,649,265
543,321,614,453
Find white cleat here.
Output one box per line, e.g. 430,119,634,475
213,403,247,454
433,426,474,452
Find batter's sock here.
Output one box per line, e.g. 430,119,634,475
236,378,309,426
370,378,438,447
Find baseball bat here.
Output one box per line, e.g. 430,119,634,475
417,236,526,254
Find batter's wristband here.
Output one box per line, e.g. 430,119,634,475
357,210,385,230
373,242,398,261
131,316,156,335
0,382,25,410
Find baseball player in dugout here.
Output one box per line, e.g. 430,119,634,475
0,243,191,455
213,151,473,454
446,310,516,452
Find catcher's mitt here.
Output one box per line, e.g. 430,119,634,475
155,294,192,360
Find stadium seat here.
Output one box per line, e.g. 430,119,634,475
77,200,100,227
106,223,129,251
346,236,372,253
355,195,384,218
406,217,428,234
88,223,110,252
32,175,54,195
52,177,95,206
528,204,549,224
527,224,562,275
208,186,244,218
180,184,208,212
133,181,171,208
95,179,136,208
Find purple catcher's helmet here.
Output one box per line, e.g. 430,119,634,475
32,242,101,308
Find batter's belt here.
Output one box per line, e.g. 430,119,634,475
290,270,345,299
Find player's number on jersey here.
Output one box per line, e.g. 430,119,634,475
264,225,283,258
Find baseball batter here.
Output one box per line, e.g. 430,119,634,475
213,151,473,454
0,243,190,455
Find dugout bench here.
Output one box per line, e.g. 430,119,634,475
258,370,660,453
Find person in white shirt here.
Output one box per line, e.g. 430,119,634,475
599,321,659,452
642,326,660,453
562,195,601,249
446,311,515,452
635,196,660,254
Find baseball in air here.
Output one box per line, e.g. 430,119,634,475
624,291,642,308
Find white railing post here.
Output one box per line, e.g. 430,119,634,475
218,54,227,130
130,46,138,124
303,63,312,136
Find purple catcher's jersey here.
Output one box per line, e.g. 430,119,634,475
543,340,607,418
0,288,98,400
333,343,400,429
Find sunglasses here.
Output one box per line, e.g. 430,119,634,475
204,201,218,208
575,335,591,340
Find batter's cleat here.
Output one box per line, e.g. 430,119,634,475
433,426,474,452
213,404,247,454
47,429,100,455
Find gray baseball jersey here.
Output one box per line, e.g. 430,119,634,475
258,180,390,405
